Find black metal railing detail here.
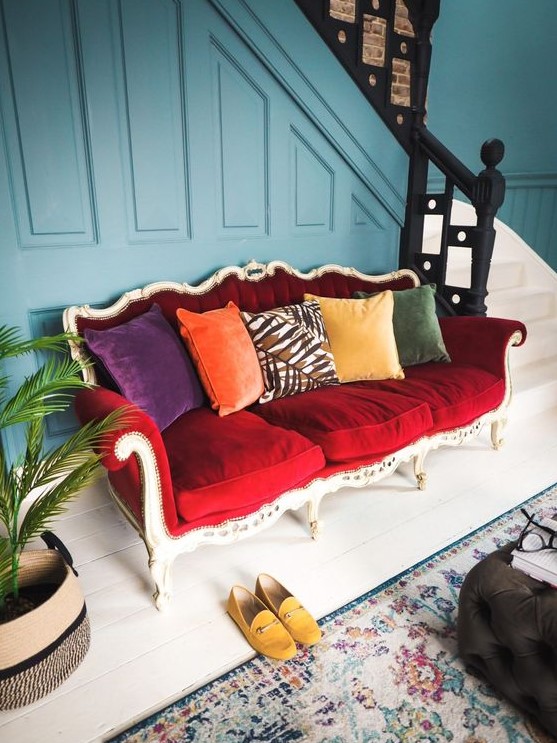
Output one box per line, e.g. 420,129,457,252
294,0,506,316
401,133,506,316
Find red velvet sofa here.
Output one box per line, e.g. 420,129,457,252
64,260,526,609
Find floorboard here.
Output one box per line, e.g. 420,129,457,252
1,406,556,742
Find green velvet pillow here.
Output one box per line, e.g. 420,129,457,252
353,284,451,367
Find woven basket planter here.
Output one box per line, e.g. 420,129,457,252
0,544,90,710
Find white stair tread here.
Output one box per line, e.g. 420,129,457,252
513,356,557,395
510,317,557,367
487,286,555,323
445,257,524,293
510,358,557,420
487,260,524,291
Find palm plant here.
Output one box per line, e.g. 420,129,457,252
0,324,122,621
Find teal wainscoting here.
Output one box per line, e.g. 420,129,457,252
0,0,407,460
498,174,557,273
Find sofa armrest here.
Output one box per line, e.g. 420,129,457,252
74,387,179,533
74,387,156,469
439,316,526,376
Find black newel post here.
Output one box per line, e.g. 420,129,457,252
464,139,506,316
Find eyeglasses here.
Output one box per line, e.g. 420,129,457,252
516,508,557,552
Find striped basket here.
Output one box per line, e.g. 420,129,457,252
0,536,90,710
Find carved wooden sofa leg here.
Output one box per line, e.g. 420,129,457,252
413,451,428,491
148,550,174,612
307,500,321,540
491,416,507,450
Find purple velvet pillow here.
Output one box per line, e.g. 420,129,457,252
84,304,205,430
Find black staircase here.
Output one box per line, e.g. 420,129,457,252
293,0,506,316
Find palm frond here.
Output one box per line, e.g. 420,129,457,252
0,323,124,598
0,447,10,521
0,450,17,536
13,407,127,550
18,459,105,550
22,409,125,493
0,325,21,354
0,538,12,607
0,356,91,429
0,325,83,361
17,417,46,507
0,476,17,539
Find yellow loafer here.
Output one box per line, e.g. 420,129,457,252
227,585,296,661
255,573,322,646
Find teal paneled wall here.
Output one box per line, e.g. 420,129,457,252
0,0,407,459
428,0,557,173
427,0,557,271
498,174,557,271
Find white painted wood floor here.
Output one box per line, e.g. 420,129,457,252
2,403,557,742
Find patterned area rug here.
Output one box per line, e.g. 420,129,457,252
110,484,557,743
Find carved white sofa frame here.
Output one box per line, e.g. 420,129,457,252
64,260,523,610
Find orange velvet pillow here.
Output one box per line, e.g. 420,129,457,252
176,302,264,416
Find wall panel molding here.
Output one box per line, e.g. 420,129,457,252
115,0,191,243
206,0,406,224
0,0,405,461
290,125,334,233
350,193,384,232
210,36,269,237
504,172,557,190
0,0,97,249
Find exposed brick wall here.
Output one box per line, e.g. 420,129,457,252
392,1,413,105
329,0,412,107
330,0,414,34
394,0,414,37
329,0,355,23
391,57,411,105
362,14,386,67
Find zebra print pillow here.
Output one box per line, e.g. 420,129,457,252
241,301,339,403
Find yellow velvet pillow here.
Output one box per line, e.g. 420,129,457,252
176,302,264,416
303,292,404,382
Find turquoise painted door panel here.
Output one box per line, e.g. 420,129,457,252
0,0,407,460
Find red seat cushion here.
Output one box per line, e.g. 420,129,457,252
162,408,325,521
354,363,505,433
251,385,433,463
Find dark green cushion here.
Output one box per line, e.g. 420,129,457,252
353,285,451,367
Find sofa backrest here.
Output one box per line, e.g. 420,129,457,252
64,259,419,384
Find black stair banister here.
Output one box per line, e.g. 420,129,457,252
293,0,506,317
403,131,506,316
415,128,476,194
